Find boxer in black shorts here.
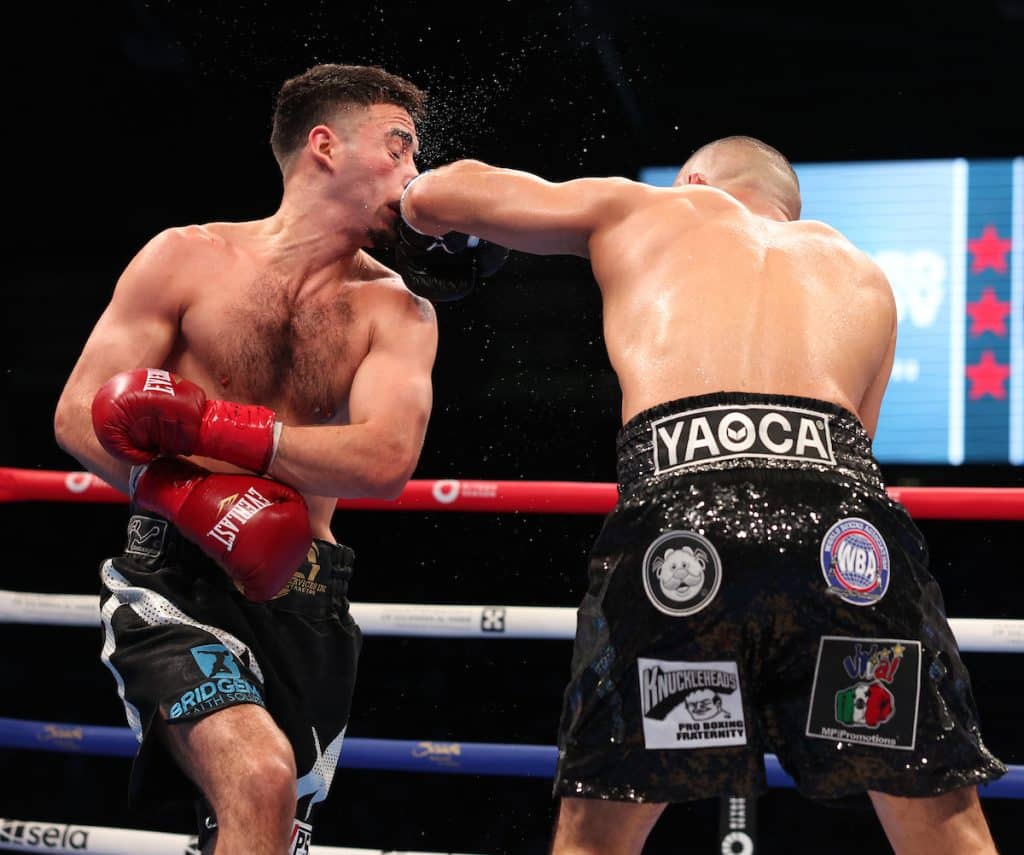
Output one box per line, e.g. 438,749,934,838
553,392,1005,803
100,511,361,849
400,136,1005,851
55,64,439,853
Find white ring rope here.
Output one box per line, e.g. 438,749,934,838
1,590,1020,652
0,816,478,855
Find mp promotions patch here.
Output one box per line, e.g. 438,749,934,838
805,636,921,751
820,517,891,606
642,530,722,617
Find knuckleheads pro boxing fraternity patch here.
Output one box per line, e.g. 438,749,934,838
638,658,747,749
820,517,891,606
642,530,722,616
805,636,921,750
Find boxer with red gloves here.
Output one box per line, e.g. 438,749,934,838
53,63,439,854
90,367,309,602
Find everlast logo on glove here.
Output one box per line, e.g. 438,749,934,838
651,405,835,473
142,368,176,395
207,489,275,551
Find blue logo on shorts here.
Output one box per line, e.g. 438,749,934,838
167,644,263,721
190,644,241,679
820,518,891,606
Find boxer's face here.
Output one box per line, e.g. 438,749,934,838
339,104,420,246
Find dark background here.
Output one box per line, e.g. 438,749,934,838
3,1,1023,853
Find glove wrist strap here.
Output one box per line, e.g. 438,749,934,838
267,421,284,472
399,171,434,235
128,464,149,500
198,401,278,473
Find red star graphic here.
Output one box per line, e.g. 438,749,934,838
967,225,1012,274
967,286,1011,337
965,350,1011,400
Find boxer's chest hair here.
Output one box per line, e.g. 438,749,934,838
214,276,356,423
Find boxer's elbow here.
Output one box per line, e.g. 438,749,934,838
362,443,420,500
368,475,410,501
53,400,69,448
53,394,83,457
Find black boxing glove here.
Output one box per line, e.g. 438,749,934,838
393,220,510,303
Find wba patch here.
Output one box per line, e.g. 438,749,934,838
820,518,891,606
805,636,921,751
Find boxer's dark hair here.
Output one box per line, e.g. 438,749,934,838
271,64,426,169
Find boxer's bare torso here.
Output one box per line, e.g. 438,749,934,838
167,222,404,539
404,166,896,436
588,185,896,433
401,156,1001,855
59,219,434,541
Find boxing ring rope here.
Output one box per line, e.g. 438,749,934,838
2,591,1022,652
0,816,474,855
2,467,1023,852
3,468,1024,520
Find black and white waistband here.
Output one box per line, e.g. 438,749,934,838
615,392,886,495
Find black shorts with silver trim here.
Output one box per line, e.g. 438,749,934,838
99,510,361,831
553,391,1005,802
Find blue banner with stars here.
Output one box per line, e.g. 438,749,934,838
964,162,1014,461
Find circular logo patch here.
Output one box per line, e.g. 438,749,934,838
642,530,722,617
819,517,890,606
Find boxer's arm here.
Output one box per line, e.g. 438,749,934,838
268,290,437,499
54,231,186,493
401,160,643,258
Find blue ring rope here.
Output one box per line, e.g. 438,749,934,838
1,716,1019,799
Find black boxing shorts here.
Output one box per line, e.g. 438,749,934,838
99,511,361,847
554,391,1006,803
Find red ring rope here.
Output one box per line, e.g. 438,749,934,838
1,467,1022,520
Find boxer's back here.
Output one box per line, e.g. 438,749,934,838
589,185,896,431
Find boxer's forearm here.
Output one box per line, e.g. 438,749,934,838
53,397,133,494
402,160,499,236
403,160,606,257
268,422,423,500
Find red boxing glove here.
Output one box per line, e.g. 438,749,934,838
91,368,280,473
132,457,311,602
